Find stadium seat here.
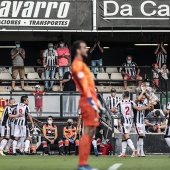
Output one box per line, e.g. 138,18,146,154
25,67,35,74
96,73,110,80
27,73,41,80
0,73,12,80
110,73,123,80
106,67,118,74
8,67,12,74
16,74,27,80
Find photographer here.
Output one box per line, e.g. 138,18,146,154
11,41,25,91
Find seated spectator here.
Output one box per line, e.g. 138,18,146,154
56,39,70,90
154,42,167,68
121,55,142,90
42,116,64,155
43,43,58,91
11,41,26,91
32,85,45,117
63,119,79,155
36,50,44,78
160,63,169,91
90,37,104,73
145,110,166,133
152,63,161,90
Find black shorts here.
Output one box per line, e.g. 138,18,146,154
41,137,61,145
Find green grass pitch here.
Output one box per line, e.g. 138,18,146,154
0,155,169,170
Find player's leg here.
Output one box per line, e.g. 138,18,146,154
118,134,127,157
75,139,79,155
24,127,31,153
41,137,49,155
54,138,64,155
64,139,70,155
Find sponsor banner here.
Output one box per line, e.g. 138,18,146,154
0,0,92,30
97,0,170,28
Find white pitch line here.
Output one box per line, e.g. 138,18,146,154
107,163,123,170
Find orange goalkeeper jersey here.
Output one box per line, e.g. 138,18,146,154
72,58,98,103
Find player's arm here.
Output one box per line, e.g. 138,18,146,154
145,119,155,127
42,125,51,142
32,116,43,125
133,104,150,111
63,127,69,140
77,114,82,133
27,113,34,128
54,127,58,140
73,129,77,141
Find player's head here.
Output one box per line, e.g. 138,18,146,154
154,110,160,117
122,91,129,99
72,40,88,58
67,118,73,126
21,95,29,104
47,116,53,125
9,98,15,105
139,92,146,103
111,88,116,97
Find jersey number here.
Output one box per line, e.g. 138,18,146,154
19,109,23,114
125,106,130,115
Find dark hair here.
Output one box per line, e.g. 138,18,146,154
9,98,15,103
123,91,129,98
162,63,167,67
139,92,146,96
47,116,53,120
72,40,86,57
155,110,160,117
126,55,132,59
21,95,28,103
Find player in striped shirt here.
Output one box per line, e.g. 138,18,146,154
113,91,150,157
0,98,22,156
134,93,153,157
164,102,170,151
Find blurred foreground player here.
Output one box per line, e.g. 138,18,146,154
72,41,105,170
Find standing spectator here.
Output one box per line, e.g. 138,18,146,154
43,43,58,91
36,50,44,78
160,63,169,91
11,41,25,91
32,85,45,117
154,42,167,68
63,119,79,155
145,110,166,133
56,39,70,90
90,37,104,73
55,36,68,48
62,65,76,113
152,63,161,90
121,55,142,90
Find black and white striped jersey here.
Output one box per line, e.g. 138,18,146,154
14,103,31,126
106,96,121,109
115,100,136,124
10,103,18,122
121,62,138,76
43,49,58,70
1,106,11,126
156,51,167,68
134,102,147,124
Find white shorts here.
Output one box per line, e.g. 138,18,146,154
1,125,10,137
135,123,145,135
165,125,170,136
121,123,132,134
14,125,26,137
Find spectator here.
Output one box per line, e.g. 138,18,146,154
32,85,45,117
154,42,167,68
152,63,161,90
56,39,70,90
160,63,169,91
11,41,25,91
63,119,79,155
121,55,142,90
42,116,64,155
36,50,44,78
43,43,58,92
145,110,166,133
90,37,104,73
55,36,68,48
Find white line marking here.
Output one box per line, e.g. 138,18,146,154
107,163,123,170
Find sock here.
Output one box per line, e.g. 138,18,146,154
165,137,170,147
17,137,26,149
78,134,92,166
137,140,140,154
13,140,18,153
122,140,127,154
138,137,144,154
24,140,30,152
92,139,97,149
0,139,8,151
4,139,13,152
127,138,135,151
